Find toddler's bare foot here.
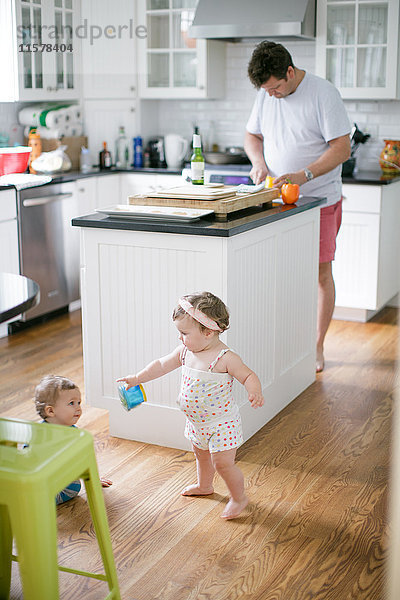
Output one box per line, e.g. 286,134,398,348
316,348,324,373
181,484,214,496
221,496,249,520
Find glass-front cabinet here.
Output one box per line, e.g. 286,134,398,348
137,0,225,98
0,0,81,101
316,0,400,99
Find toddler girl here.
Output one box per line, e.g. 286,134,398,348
34,374,112,504
117,292,264,519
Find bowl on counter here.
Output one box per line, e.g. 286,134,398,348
0,146,32,176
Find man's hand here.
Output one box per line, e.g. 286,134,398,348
273,171,307,188
249,162,269,185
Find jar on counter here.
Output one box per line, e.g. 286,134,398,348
379,140,400,174
28,129,41,174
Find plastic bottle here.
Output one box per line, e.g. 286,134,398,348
80,146,91,173
133,136,143,168
115,126,129,169
99,141,112,170
190,131,204,185
28,129,42,174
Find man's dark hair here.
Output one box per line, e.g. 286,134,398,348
248,41,294,88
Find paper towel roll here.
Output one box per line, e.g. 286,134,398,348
70,106,82,121
19,106,45,127
38,126,65,139
69,122,83,136
44,109,67,129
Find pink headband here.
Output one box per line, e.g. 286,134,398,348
178,298,223,332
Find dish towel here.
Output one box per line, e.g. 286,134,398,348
0,173,52,190
236,181,266,194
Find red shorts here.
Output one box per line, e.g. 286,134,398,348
319,199,342,263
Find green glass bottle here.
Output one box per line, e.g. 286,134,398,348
190,132,204,185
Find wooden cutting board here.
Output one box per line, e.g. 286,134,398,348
129,186,280,221
146,184,239,200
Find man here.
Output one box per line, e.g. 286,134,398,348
244,41,351,373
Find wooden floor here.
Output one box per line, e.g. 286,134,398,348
1,307,397,600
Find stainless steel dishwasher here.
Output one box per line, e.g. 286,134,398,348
16,182,80,322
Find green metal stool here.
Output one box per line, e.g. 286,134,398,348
0,417,120,600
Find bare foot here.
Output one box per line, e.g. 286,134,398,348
100,477,113,488
181,484,214,496
316,349,324,373
221,496,249,520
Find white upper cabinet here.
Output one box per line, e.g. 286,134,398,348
0,0,81,102
316,0,400,99
137,0,225,99
81,0,137,99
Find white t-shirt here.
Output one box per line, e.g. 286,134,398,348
246,72,351,207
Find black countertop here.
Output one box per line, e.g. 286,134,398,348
72,196,324,238
342,169,400,185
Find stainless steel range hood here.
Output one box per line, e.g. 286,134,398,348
189,0,316,42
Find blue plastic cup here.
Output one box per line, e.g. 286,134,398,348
118,384,146,411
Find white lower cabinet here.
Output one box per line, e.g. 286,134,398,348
75,173,182,211
95,175,121,208
0,189,20,337
75,177,97,216
0,190,19,274
120,173,183,203
333,181,400,321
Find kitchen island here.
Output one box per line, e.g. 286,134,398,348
73,197,324,450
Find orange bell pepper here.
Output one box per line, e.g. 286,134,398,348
281,180,300,204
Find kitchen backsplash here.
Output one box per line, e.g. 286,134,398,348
2,40,400,172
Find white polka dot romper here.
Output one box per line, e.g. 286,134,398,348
178,347,244,453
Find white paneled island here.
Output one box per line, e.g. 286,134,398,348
72,197,324,450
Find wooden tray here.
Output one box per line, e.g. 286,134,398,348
129,187,280,221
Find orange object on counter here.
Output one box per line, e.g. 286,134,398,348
281,181,300,204
379,139,400,174
265,175,275,188
28,129,41,174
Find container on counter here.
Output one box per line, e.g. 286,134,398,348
28,129,41,174
80,146,91,173
190,132,204,185
0,146,32,176
115,126,129,169
133,136,143,168
379,140,400,174
99,141,112,170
